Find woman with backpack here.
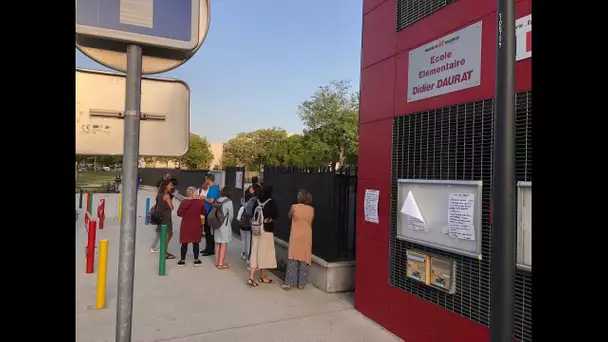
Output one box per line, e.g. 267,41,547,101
151,179,176,259
239,184,262,266
212,187,234,269
176,186,206,267
247,184,278,287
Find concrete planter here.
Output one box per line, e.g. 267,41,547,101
274,237,356,293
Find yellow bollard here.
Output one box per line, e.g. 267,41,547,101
117,195,122,221
96,239,109,309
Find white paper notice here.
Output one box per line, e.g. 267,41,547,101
447,193,476,240
120,0,154,28
235,171,243,189
364,189,380,224
401,191,427,231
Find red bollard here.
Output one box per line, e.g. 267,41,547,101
97,199,106,230
86,220,97,274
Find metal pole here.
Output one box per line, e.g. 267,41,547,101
116,44,142,342
490,0,516,340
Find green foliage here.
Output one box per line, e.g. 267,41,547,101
177,133,214,170
75,155,122,170
220,80,359,170
221,127,288,170
298,80,359,166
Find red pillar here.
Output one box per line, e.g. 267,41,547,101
86,220,97,274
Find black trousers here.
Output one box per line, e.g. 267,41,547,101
203,213,215,253
180,243,200,260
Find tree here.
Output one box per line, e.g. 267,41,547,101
266,133,333,167
222,127,288,170
298,80,359,167
177,133,214,170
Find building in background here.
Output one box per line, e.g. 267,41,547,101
209,143,224,169
356,0,532,341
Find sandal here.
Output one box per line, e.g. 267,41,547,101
281,284,291,291
259,277,274,284
247,279,259,287
166,253,176,259
297,285,305,290
216,264,230,269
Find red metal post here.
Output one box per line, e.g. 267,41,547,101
86,220,97,274
97,199,106,230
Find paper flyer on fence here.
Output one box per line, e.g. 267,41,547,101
447,192,476,241
364,189,380,223
235,171,243,189
401,190,427,231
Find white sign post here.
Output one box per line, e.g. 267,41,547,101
76,2,210,341
407,21,483,102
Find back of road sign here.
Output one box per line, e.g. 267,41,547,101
75,68,190,156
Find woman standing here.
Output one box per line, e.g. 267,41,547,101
240,184,262,264
176,186,206,267
153,179,176,259
247,184,278,287
282,190,315,290
214,187,234,269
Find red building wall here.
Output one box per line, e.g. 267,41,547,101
355,0,531,341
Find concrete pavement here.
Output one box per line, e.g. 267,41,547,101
76,190,401,342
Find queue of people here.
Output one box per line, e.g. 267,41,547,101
150,172,315,289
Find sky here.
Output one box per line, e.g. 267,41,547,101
76,0,363,144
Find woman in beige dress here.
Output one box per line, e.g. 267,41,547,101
247,184,279,287
282,190,314,290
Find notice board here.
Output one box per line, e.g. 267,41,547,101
517,182,532,271
396,179,483,259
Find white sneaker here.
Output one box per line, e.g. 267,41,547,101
150,248,158,253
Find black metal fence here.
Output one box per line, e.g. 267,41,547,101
263,166,357,262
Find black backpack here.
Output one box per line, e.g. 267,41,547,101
149,204,163,225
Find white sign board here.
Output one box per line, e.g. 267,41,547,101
516,14,532,62
517,182,532,271
407,21,482,102
76,68,190,156
396,179,483,259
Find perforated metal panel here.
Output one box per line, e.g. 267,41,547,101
397,0,457,31
390,91,532,341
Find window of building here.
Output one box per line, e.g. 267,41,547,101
397,0,457,31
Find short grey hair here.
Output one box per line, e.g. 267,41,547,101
187,186,198,197
297,189,312,205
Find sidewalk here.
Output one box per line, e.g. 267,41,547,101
76,190,401,342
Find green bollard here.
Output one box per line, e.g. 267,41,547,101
159,224,167,276
87,192,93,215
